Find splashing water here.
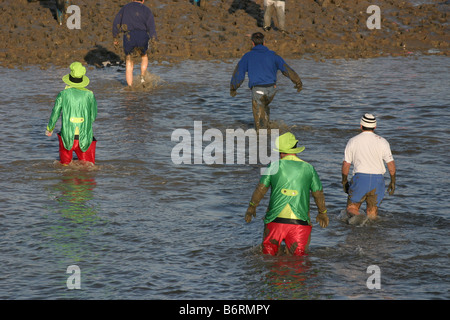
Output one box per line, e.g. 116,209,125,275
125,72,165,92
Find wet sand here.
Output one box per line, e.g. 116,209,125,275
1,0,448,68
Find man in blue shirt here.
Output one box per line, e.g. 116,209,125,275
113,0,157,86
230,32,302,131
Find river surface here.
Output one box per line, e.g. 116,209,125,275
0,55,448,300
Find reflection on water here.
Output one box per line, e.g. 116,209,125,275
0,55,449,299
47,167,98,223
257,256,321,300
39,167,101,297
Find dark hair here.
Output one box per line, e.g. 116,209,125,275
361,126,375,131
251,32,264,45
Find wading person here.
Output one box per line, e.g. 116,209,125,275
230,32,302,131
46,62,98,165
245,132,329,256
341,114,396,220
112,0,157,86
56,0,67,25
263,0,287,33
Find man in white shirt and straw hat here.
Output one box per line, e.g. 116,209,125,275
341,113,396,220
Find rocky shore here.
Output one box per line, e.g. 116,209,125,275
1,0,448,68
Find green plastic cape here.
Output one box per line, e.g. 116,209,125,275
260,155,323,224
47,87,97,152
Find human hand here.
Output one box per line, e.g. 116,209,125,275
45,130,53,137
294,82,302,93
342,174,349,193
343,182,349,193
316,211,329,228
245,206,256,223
230,89,237,97
387,174,396,195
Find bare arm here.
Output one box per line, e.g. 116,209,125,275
311,190,329,228
281,64,302,92
341,161,351,193
387,161,396,195
342,161,351,176
387,161,396,176
245,183,269,223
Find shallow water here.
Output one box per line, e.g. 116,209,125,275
0,55,449,300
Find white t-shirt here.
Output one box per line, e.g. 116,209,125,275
344,131,394,175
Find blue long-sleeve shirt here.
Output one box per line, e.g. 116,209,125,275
230,45,301,90
112,2,157,40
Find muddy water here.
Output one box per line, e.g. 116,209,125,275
0,55,449,300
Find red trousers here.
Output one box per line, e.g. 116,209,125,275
262,222,312,256
57,134,96,165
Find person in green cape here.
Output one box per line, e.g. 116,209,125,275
46,62,98,165
245,132,329,256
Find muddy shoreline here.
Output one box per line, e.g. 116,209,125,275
1,0,448,69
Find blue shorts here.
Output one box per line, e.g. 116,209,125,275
348,173,385,207
123,30,150,56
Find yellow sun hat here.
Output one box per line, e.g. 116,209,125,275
274,132,305,154
62,62,90,88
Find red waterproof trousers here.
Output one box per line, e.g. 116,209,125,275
262,222,312,256
57,133,96,165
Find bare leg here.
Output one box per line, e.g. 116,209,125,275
140,54,148,77
346,202,361,217
365,190,379,220
126,55,133,86
366,206,378,220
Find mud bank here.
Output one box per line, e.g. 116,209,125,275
1,0,448,68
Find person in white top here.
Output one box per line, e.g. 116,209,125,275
341,114,396,219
